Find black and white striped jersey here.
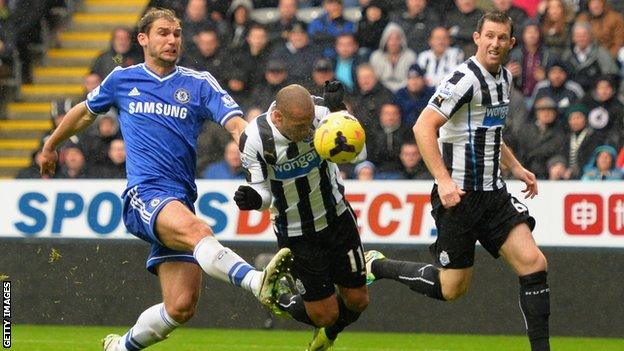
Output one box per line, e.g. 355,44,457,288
427,56,511,191
239,99,348,237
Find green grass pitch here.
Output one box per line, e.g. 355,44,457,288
10,325,624,350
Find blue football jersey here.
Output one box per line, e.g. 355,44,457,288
86,63,242,199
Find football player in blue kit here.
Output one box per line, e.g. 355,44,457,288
40,8,291,351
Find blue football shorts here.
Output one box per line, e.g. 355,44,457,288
122,184,199,275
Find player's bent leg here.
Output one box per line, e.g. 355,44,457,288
322,285,367,342
366,250,465,301
159,261,203,324
500,223,550,351
304,294,340,328
106,261,200,351
337,285,368,313
154,201,267,300
500,223,548,275
439,267,473,301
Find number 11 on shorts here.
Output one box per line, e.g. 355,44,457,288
347,247,366,274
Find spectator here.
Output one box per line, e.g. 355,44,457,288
353,161,376,180
515,0,541,18
492,0,529,38
82,73,102,100
306,58,336,96
15,150,54,179
354,0,389,56
270,22,321,86
183,0,225,44
581,145,623,180
80,115,121,169
444,0,483,56
333,33,361,92
196,123,231,174
250,59,289,110
41,99,80,148
503,87,530,150
508,20,554,99
391,0,441,54
575,0,624,58
516,97,566,179
91,27,141,80
245,107,263,121
93,139,127,179
201,140,246,179
225,68,252,109
0,5,13,79
366,103,411,173
416,27,464,87
394,64,435,127
377,141,432,179
226,0,256,49
146,0,188,19
538,0,572,56
57,145,88,179
532,59,584,117
428,0,456,18
231,24,271,92
266,0,304,48
617,146,624,169
350,64,395,131
10,0,51,83
307,0,355,55
581,76,624,146
560,21,618,91
369,23,417,93
551,104,603,179
180,26,229,85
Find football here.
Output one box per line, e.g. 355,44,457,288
313,111,366,164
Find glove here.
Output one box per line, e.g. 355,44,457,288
323,80,347,112
233,185,262,210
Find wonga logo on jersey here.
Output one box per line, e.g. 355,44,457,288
272,149,321,180
564,194,603,235
483,103,508,127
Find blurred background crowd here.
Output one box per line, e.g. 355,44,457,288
3,0,624,182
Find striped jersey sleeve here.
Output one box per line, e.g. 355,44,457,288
239,117,269,184
427,68,474,119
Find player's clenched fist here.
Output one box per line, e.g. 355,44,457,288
39,147,58,177
437,179,465,209
233,185,263,210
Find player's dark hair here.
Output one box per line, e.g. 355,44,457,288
476,10,513,36
138,7,181,34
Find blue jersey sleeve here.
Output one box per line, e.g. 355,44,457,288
199,73,243,126
85,66,122,115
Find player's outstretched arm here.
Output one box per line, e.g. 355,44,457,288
500,142,538,199
414,108,465,208
224,116,248,145
40,101,97,176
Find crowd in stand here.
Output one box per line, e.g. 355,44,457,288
13,0,624,181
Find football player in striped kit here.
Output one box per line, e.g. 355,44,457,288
234,82,368,350
366,11,551,351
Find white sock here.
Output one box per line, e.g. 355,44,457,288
116,303,179,351
193,236,263,295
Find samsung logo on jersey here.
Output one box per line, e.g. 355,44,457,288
483,104,509,127
128,102,188,119
273,150,321,179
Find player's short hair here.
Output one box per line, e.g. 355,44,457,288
138,7,181,34
476,10,513,36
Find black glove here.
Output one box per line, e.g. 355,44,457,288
323,80,347,112
233,185,262,210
